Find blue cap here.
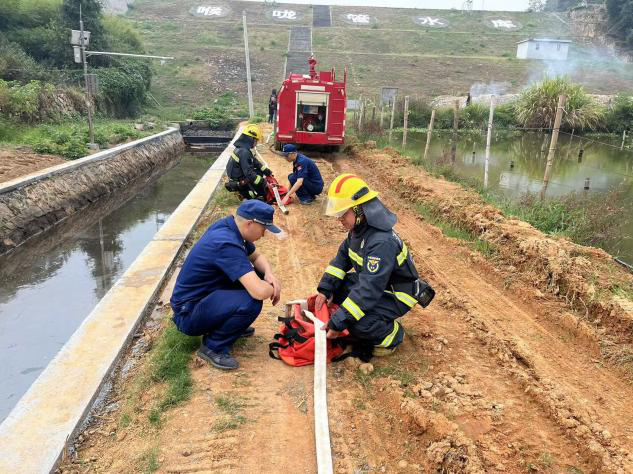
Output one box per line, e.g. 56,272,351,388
236,200,281,233
282,144,297,155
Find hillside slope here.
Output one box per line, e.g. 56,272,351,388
125,0,633,114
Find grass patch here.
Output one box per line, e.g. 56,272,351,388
145,324,200,424
354,355,429,389
212,394,247,432
611,283,633,301
138,446,160,473
214,187,242,209
416,202,497,259
120,412,132,428
0,118,157,159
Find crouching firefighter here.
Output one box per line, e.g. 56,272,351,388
316,174,435,357
225,124,272,201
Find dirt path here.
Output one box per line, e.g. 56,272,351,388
61,132,633,474
0,147,66,184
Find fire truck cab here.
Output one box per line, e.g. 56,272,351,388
274,56,346,151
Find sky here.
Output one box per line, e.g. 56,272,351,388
241,0,532,11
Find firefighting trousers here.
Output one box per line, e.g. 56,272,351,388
172,287,263,353
228,177,267,201
288,172,324,201
331,273,405,348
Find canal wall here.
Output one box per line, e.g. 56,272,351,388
0,126,242,474
0,128,185,255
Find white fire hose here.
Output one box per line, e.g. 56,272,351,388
286,301,334,474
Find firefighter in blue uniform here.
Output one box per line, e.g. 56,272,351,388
225,124,272,201
315,174,434,356
170,200,282,370
280,144,324,205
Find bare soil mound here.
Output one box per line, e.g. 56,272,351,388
0,147,65,184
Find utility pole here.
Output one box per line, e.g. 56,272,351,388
541,94,567,198
243,11,254,119
79,6,95,148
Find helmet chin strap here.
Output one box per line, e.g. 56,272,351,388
353,205,365,226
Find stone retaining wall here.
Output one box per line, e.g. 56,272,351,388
0,129,184,255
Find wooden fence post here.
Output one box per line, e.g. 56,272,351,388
484,96,495,189
541,95,567,198
402,96,410,149
451,99,459,162
423,109,436,161
388,97,397,143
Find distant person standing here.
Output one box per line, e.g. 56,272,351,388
280,144,324,205
268,89,278,124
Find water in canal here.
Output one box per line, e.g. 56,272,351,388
389,131,633,262
0,153,217,423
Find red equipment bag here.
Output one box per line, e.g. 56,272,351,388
264,175,291,206
269,295,347,367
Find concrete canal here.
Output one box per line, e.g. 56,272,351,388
0,152,217,422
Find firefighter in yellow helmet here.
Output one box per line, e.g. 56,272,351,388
225,124,272,201
316,174,434,357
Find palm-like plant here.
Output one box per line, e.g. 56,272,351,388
514,76,604,131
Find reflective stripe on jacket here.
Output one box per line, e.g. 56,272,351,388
226,146,269,183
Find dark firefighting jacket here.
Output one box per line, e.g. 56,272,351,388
226,134,271,186
317,220,420,332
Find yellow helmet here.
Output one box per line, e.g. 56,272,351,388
242,124,262,141
325,174,379,217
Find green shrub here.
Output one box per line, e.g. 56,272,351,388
0,38,47,82
0,80,48,123
494,102,518,128
95,61,151,117
191,92,241,129
514,76,604,131
102,15,145,52
603,93,633,133
460,103,489,130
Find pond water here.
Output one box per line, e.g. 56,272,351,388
390,131,633,263
0,153,217,423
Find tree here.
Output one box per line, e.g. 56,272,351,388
61,0,104,39
528,0,547,12
606,0,633,48
0,0,20,31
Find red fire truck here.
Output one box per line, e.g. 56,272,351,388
274,56,346,151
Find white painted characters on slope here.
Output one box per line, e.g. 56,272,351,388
346,14,370,24
196,6,223,16
273,10,297,20
417,17,445,27
491,19,517,29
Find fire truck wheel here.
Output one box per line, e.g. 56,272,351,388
274,141,283,151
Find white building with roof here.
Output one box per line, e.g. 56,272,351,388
516,38,571,61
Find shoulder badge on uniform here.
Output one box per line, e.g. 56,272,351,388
367,256,381,273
